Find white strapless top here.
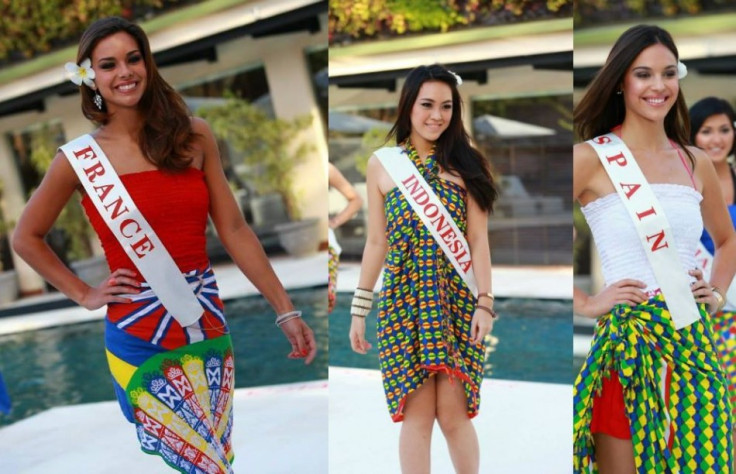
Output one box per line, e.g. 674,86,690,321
581,184,703,292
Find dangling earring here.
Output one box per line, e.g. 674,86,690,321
93,91,103,110
616,90,623,95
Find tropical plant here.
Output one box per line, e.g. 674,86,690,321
351,128,395,177
27,125,94,261
196,95,315,220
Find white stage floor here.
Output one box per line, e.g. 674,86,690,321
329,367,572,474
0,381,328,474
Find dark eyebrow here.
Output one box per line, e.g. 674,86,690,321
631,65,677,72
97,50,141,62
418,98,452,104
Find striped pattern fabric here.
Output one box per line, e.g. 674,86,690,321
107,266,229,350
573,295,732,473
377,143,484,422
105,265,235,473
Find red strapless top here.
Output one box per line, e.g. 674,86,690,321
81,167,210,277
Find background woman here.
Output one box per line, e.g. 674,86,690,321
690,96,736,451
328,162,362,313
11,17,315,473
349,64,498,474
573,25,736,473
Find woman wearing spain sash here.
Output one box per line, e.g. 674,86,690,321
348,64,498,473
11,17,316,473
573,25,736,473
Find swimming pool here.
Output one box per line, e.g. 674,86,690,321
329,294,572,385
0,288,327,427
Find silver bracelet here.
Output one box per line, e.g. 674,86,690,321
275,310,302,327
351,287,374,318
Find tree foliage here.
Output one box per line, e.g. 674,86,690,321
329,0,573,42
574,0,731,27
196,95,314,220
0,0,184,63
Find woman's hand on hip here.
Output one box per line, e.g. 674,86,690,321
689,268,718,312
470,309,495,345
80,268,140,310
280,318,317,364
349,317,372,354
575,279,647,318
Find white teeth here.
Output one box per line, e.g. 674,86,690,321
646,98,665,104
118,83,135,91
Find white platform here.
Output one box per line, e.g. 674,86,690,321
329,367,572,474
0,380,328,474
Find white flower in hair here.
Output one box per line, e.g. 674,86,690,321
448,70,463,86
677,61,687,80
65,58,96,88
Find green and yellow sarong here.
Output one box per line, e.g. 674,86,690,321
573,295,732,473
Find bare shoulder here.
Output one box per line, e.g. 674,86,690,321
49,149,81,186
190,116,212,133
574,141,598,164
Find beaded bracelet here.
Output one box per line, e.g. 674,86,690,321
351,287,374,318
275,310,302,327
476,305,498,319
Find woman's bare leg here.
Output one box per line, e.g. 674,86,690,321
435,374,479,474
400,375,437,474
593,433,635,474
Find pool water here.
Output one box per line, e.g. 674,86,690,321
0,288,327,427
329,293,572,385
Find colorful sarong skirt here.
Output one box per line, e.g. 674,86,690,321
105,266,235,474
711,310,736,414
573,294,733,473
328,244,338,314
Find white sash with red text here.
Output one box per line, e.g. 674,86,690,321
587,133,700,329
60,134,204,327
375,147,478,297
695,242,736,309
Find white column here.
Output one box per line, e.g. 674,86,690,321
0,138,46,294
263,43,328,236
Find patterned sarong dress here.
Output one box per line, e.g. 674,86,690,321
82,167,235,473
701,197,736,415
573,185,733,473
377,144,485,422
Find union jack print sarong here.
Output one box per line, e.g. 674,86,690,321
105,265,235,473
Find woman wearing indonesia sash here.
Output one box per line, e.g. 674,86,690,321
11,17,316,473
573,25,736,473
689,97,736,454
348,64,499,473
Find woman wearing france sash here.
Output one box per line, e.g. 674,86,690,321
689,97,736,452
573,25,736,473
11,17,316,473
348,64,498,473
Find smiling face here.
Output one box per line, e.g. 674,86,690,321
695,113,735,164
90,31,147,112
621,43,679,124
409,80,453,149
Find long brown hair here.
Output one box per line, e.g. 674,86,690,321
387,64,498,212
76,17,194,170
574,25,693,164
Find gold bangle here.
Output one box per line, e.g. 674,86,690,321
477,292,494,302
712,287,726,313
